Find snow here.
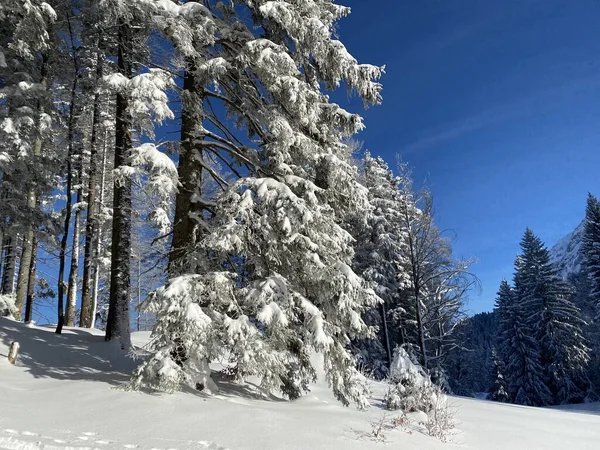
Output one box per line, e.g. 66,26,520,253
0,294,17,317
40,2,57,21
1,317,600,450
145,0,211,19
549,220,585,279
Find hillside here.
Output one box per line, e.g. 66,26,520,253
549,220,585,279
1,318,600,450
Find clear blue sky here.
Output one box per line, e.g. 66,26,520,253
336,0,600,314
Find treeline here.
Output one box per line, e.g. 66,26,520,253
0,0,477,407
448,194,600,406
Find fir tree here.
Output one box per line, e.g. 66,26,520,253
131,0,384,408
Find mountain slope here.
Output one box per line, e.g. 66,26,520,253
1,318,600,449
549,220,585,279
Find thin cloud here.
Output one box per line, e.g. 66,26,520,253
401,74,600,155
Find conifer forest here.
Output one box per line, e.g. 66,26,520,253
1,2,599,449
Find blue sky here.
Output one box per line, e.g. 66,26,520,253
335,0,600,313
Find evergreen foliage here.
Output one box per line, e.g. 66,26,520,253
349,152,410,378
582,193,600,320
0,0,517,411
488,349,509,403
484,230,590,406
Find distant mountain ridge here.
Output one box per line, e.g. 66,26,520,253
549,220,585,279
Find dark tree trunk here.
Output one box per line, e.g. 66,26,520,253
414,281,428,370
105,22,132,348
80,50,104,328
2,234,16,295
15,229,35,318
380,302,392,367
169,64,204,276
0,229,4,289
16,54,48,319
56,72,78,334
167,62,206,369
24,235,38,323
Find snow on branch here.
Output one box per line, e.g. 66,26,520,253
104,69,175,138
113,143,178,235
133,143,179,235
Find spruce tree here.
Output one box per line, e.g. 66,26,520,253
582,193,600,320
99,0,175,347
515,229,590,405
506,252,551,406
494,279,513,361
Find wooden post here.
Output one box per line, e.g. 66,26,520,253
8,341,19,364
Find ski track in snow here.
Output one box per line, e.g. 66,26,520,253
0,428,228,450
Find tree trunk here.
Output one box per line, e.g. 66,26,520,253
169,64,204,276
23,235,38,323
15,54,48,319
105,22,132,349
56,62,78,335
66,146,84,326
15,227,35,318
136,256,141,331
414,285,428,370
380,301,392,367
90,132,108,328
2,234,17,295
0,229,4,289
80,49,104,328
167,63,206,370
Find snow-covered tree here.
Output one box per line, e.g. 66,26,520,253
422,256,476,385
504,253,551,406
349,152,410,378
508,230,590,405
582,193,600,320
494,279,513,370
384,346,444,412
0,0,60,320
519,229,590,404
488,349,509,403
95,0,175,347
0,294,17,318
393,166,476,374
132,0,384,408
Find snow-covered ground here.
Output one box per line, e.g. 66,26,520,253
1,318,599,450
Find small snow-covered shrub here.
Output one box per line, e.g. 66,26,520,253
424,396,457,442
368,412,390,441
0,294,17,318
362,411,412,443
384,347,445,413
130,347,185,393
